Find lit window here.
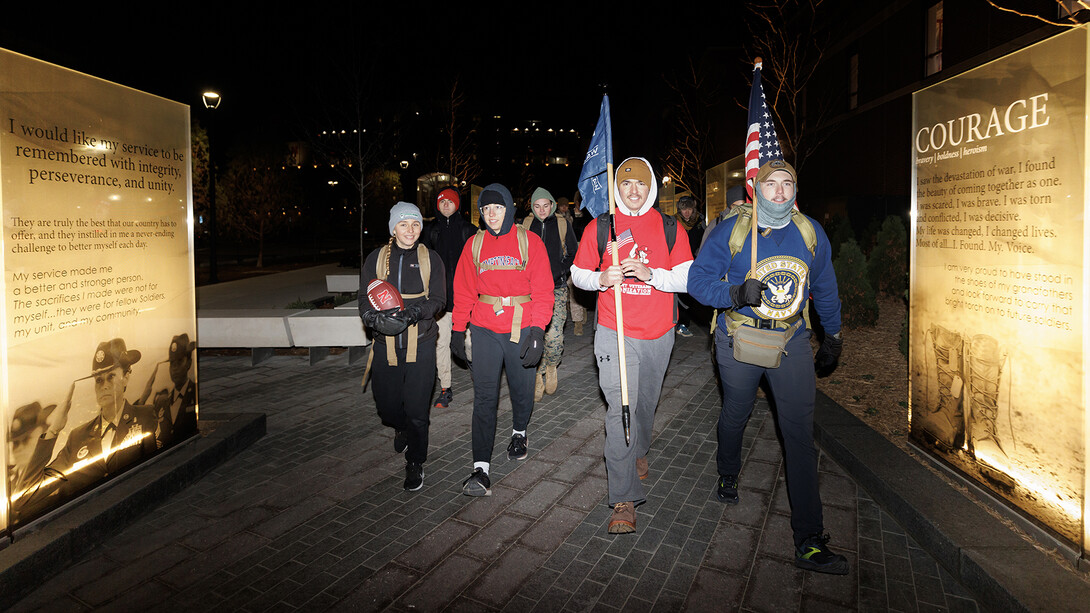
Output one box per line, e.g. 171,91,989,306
925,2,943,76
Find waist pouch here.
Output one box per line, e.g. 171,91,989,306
731,318,803,368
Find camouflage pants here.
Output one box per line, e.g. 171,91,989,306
542,285,569,367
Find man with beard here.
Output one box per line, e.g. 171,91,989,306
688,159,847,575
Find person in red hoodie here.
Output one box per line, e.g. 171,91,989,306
451,183,554,496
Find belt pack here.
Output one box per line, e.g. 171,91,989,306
731,317,804,368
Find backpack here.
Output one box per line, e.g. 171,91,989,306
714,204,818,333
470,226,530,272
595,210,678,264
521,214,569,254
722,204,816,261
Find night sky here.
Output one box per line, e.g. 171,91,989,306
3,5,752,167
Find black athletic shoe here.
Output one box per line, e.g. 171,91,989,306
404,463,424,492
795,533,850,575
393,430,408,453
435,387,453,408
717,474,739,504
462,468,491,496
507,434,528,460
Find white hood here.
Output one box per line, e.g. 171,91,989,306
612,156,658,216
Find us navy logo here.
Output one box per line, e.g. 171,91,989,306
753,256,808,319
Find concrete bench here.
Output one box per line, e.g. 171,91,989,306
198,309,305,366
286,309,372,365
326,273,360,294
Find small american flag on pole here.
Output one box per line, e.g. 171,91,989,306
605,228,634,256
744,59,783,199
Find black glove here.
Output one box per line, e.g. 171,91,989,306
372,308,409,337
815,333,843,378
361,309,381,328
729,279,768,308
451,330,468,362
393,304,423,326
519,326,545,367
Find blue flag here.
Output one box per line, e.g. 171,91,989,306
578,94,613,218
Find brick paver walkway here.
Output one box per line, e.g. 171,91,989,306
10,322,979,612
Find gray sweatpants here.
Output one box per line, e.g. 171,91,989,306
594,325,674,505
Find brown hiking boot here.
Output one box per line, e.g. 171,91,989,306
608,502,636,534
534,372,545,401
636,457,649,480
574,321,584,336
545,365,558,394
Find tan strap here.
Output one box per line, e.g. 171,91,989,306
472,226,529,272
724,310,803,335
361,344,375,388
478,294,532,342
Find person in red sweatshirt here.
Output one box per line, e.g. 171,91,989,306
571,157,694,534
451,183,554,496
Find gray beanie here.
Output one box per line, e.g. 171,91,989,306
388,201,423,235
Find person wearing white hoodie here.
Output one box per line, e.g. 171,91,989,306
570,157,693,534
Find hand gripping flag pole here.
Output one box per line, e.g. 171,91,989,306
745,57,785,277
578,94,630,445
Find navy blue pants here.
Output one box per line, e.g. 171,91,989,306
715,326,823,546
469,324,537,463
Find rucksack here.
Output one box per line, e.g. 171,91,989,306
470,225,530,272
714,204,818,333
521,214,569,254
722,204,816,262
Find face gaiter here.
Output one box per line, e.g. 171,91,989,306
754,187,797,229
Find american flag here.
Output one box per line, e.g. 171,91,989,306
605,228,634,256
744,60,783,199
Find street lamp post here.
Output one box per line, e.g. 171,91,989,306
202,91,221,283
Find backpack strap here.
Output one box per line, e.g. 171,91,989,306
376,243,433,367
714,205,818,333
556,215,568,253
658,209,677,254
725,205,816,259
376,243,391,280
472,227,528,272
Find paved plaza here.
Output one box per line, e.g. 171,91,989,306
9,317,982,612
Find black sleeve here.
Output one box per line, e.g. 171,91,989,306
418,250,447,320
358,249,381,321
561,219,577,271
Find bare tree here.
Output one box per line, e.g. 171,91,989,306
439,77,482,190
984,0,1088,26
662,56,720,202
217,151,302,268
190,120,210,231
745,0,836,171
302,50,399,262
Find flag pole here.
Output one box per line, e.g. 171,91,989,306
607,162,632,446
749,57,762,279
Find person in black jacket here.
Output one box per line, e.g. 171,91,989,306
674,195,707,337
360,202,446,491
423,188,476,408
523,187,577,399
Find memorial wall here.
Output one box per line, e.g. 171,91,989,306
910,28,1088,549
1,50,197,531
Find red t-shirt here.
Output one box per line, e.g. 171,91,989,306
572,213,692,339
452,229,555,334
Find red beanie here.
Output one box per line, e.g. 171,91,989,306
437,188,460,210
